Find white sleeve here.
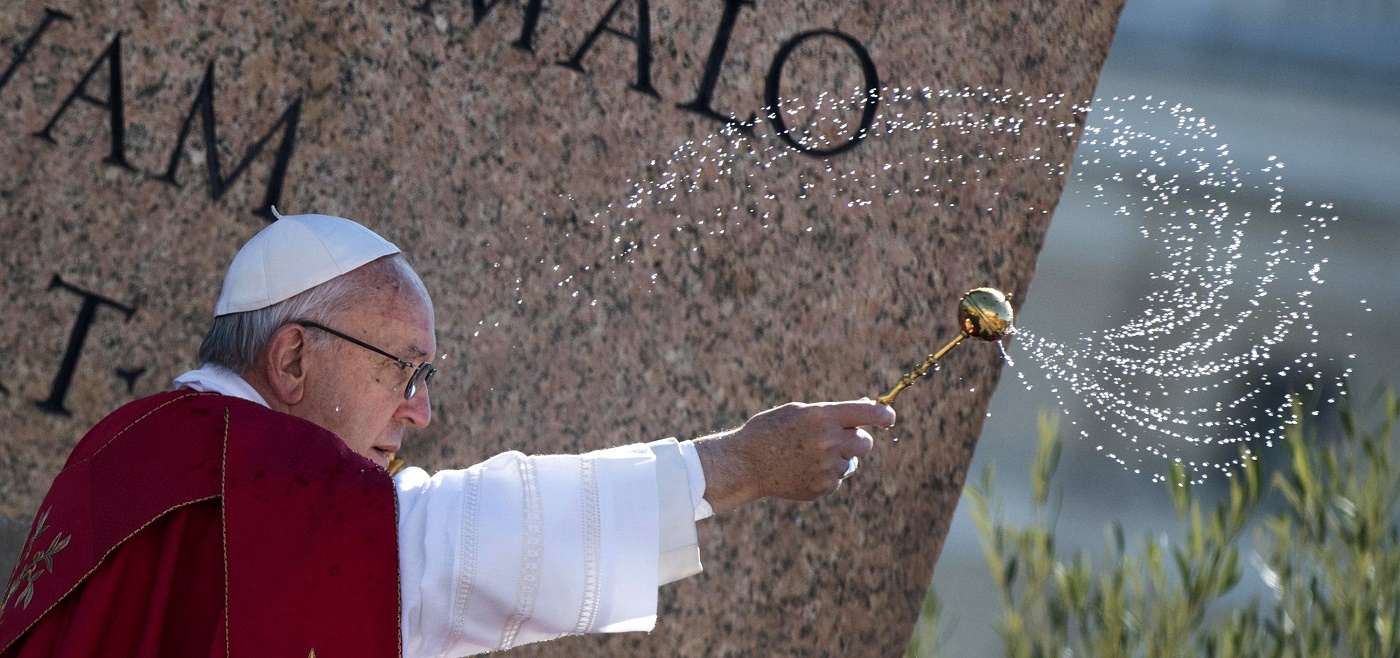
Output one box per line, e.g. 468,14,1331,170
395,443,701,658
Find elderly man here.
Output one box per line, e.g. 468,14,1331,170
0,213,894,656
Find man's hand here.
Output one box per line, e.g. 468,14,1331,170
693,399,896,515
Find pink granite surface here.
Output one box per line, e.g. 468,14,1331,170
0,0,1122,653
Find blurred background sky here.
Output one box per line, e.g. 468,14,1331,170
926,0,1400,652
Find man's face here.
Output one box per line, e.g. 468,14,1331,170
296,269,437,468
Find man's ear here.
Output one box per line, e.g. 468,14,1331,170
262,324,310,405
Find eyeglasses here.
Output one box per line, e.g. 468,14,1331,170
295,321,436,400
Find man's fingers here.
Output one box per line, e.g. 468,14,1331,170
725,399,897,504
813,398,897,430
835,426,875,460
854,427,875,455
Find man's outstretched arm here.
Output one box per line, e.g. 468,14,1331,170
394,397,895,656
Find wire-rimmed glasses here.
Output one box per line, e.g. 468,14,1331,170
295,320,436,400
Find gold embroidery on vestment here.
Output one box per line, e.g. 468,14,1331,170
1,508,72,620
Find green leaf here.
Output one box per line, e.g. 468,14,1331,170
1032,412,1061,509
1168,462,1191,518
1221,550,1240,591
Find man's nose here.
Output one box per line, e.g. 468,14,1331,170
399,390,432,428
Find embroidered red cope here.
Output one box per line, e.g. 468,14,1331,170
0,391,401,657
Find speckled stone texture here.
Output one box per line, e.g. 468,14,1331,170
0,0,1121,654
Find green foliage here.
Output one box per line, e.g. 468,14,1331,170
904,585,945,658
912,392,1400,657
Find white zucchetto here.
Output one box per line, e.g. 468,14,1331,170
213,210,400,316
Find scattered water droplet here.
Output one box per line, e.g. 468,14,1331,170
996,341,1015,368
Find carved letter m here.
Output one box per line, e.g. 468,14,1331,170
157,62,301,222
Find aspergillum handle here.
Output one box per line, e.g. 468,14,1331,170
875,333,967,406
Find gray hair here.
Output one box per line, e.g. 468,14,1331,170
197,254,415,374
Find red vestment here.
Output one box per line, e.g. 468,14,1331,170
0,391,400,656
